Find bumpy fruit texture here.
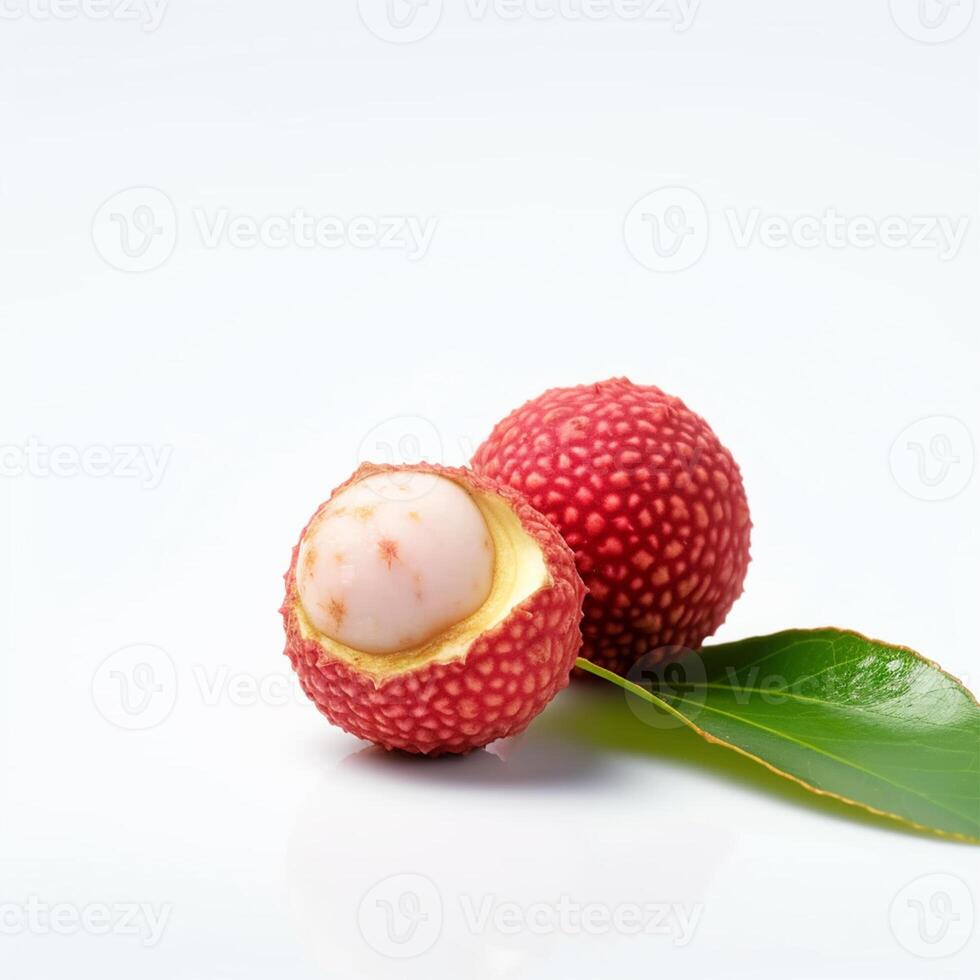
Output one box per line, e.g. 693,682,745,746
472,378,751,676
282,463,585,755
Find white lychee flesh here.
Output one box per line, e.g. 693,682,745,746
296,471,495,655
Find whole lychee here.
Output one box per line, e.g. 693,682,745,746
281,462,585,754
472,378,751,675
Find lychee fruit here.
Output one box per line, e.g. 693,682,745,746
472,378,751,675
281,462,585,755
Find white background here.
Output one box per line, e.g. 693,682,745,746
2,1,979,977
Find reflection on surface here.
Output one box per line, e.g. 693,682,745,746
284,679,947,980
338,714,611,792
286,686,723,979
541,681,938,840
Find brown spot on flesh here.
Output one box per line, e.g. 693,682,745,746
378,538,400,569
413,572,423,602
407,510,421,522
302,547,318,579
319,596,346,629
333,552,346,565
353,505,377,521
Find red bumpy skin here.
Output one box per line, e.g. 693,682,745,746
281,463,585,755
472,378,751,676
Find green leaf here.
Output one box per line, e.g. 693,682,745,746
577,629,980,843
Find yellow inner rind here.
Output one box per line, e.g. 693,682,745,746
295,484,550,682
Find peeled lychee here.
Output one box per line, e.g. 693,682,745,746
281,462,585,755
472,378,751,675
